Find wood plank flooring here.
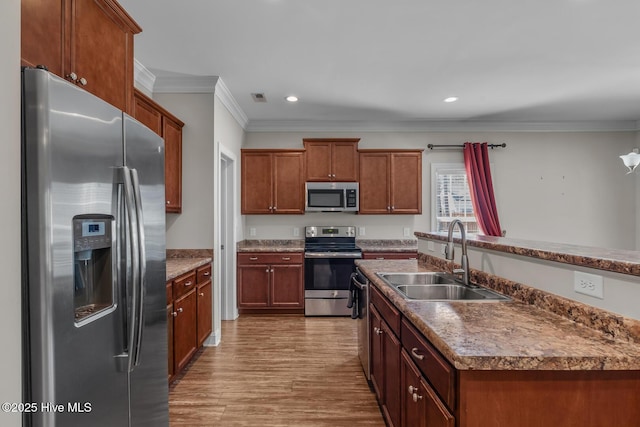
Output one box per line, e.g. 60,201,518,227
169,315,385,427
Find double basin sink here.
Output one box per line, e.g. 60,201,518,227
376,272,510,302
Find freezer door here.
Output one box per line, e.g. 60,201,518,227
22,68,129,426
123,114,169,426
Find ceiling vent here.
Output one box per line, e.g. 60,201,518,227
251,93,267,102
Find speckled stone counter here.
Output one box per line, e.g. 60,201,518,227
236,239,304,252
417,231,640,276
356,239,418,253
166,249,213,281
356,258,640,371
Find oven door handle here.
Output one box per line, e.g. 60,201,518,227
305,252,363,259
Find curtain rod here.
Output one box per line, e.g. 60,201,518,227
427,143,507,150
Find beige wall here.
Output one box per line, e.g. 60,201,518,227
244,130,638,250
155,93,217,249
1,1,23,426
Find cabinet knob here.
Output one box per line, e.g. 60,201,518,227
167,201,171,205
373,327,383,335
171,311,178,317
328,174,332,178
78,77,87,86
332,174,336,178
199,292,204,297
387,206,391,211
411,347,425,360
66,72,78,81
391,205,395,210
412,392,423,403
408,385,416,394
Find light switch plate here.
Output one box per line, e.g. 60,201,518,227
403,227,411,237
249,227,256,237
358,227,365,236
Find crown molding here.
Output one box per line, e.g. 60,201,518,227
133,59,156,95
215,78,249,130
245,119,640,133
153,74,219,94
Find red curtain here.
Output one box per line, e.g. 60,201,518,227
463,142,503,236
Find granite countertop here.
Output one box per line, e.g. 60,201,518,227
356,258,640,371
236,240,304,253
166,249,213,281
417,232,640,276
356,239,418,253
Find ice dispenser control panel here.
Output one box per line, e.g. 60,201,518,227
74,218,112,252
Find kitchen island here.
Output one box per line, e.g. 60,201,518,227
356,257,640,427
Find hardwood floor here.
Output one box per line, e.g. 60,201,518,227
169,315,385,426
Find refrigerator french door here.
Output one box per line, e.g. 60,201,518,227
21,67,168,427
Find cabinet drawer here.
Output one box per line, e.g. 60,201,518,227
197,264,212,284
238,252,303,265
166,281,173,305
371,285,401,336
362,251,418,260
401,318,455,411
173,271,197,300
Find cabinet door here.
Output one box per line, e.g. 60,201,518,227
66,0,139,112
270,264,304,307
173,290,197,373
237,265,270,307
359,152,391,214
370,305,384,400
241,152,274,214
401,350,425,427
133,90,163,136
273,152,305,214
420,377,454,427
164,115,183,213
196,281,213,347
167,303,174,380
332,141,359,181
382,319,402,427
304,141,333,181
21,0,64,75
390,153,422,214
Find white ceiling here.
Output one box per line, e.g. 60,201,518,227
119,0,640,131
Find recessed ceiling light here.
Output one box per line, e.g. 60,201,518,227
444,96,458,103
285,95,299,102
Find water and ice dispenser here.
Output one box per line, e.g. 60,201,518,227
73,216,114,323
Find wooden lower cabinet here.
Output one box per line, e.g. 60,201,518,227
237,252,304,313
173,289,197,373
167,262,213,381
370,289,401,427
401,350,454,427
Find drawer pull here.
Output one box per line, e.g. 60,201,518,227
412,392,423,403
184,281,193,287
203,271,210,276
376,257,385,260
249,257,259,261
411,347,425,360
281,257,291,261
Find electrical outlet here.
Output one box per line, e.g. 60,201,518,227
249,227,256,237
293,227,300,237
403,227,411,237
427,241,435,252
358,227,365,236
574,271,604,299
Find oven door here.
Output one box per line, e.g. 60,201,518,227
304,252,361,316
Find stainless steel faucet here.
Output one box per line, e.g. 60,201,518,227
445,219,470,286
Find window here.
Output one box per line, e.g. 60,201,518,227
431,164,479,233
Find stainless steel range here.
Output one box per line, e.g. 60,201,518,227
304,226,362,316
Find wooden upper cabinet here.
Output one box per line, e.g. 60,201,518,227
303,138,359,182
359,150,423,214
132,89,184,213
22,0,142,113
241,150,305,214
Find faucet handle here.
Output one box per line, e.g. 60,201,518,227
444,242,455,260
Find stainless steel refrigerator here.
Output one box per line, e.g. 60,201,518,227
21,67,169,427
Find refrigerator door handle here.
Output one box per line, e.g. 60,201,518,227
121,165,142,373
130,168,146,368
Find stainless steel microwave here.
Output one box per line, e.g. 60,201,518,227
305,182,359,212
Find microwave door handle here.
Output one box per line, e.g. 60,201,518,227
130,168,146,368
